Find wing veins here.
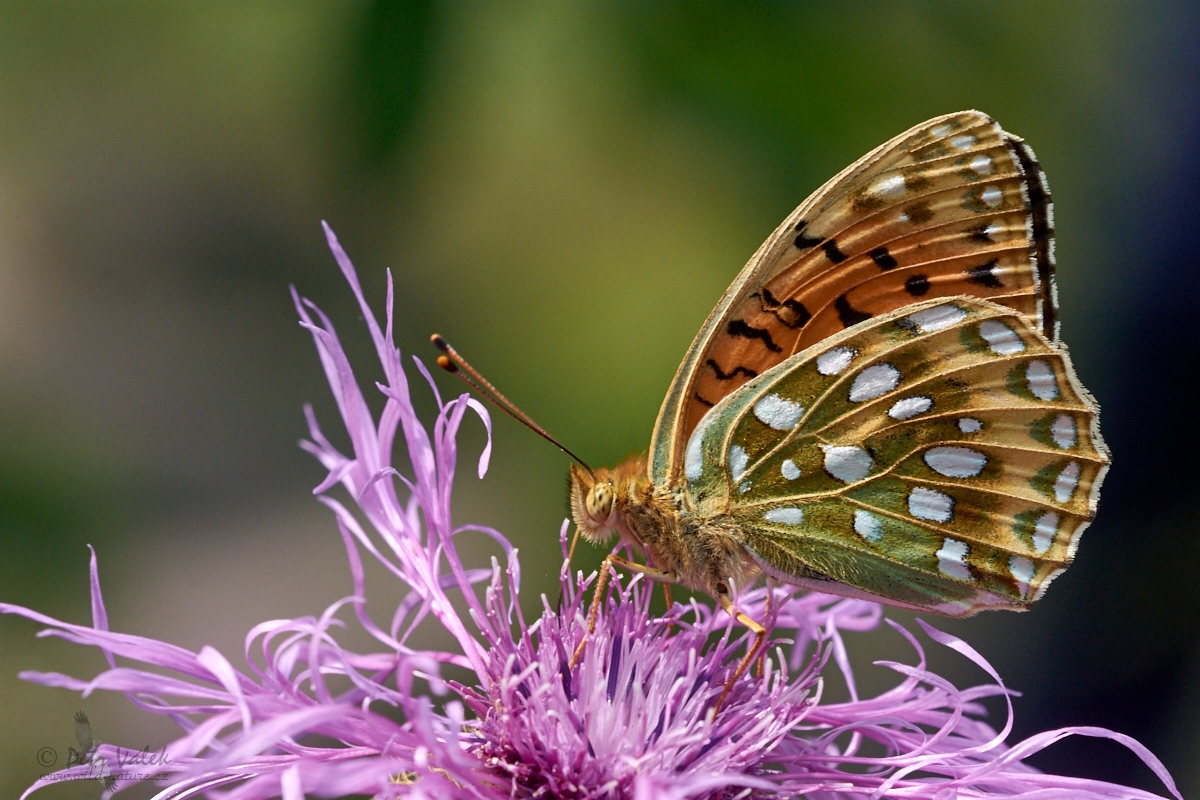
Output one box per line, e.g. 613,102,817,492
837,503,1072,572
737,354,1101,503
733,308,1033,478
774,168,1026,285
963,290,1033,303
791,122,1012,231
741,427,1106,507
829,496,1071,565
776,243,1038,352
798,346,1071,441
737,441,1099,512
745,496,1068,583
775,237,1034,325
885,471,1098,511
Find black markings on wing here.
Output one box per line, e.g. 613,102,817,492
793,220,823,249
834,294,872,327
966,222,995,242
821,240,849,264
1005,135,1056,339
694,394,715,408
762,118,1043,347
727,319,782,352
705,359,758,381
904,274,931,296
756,288,812,328
869,246,898,271
967,258,1003,288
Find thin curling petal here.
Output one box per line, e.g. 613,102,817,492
0,226,1179,800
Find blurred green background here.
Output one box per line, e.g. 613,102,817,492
1,2,1197,797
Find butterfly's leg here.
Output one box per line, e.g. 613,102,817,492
569,554,679,669
567,527,581,564
660,583,677,633
714,589,768,713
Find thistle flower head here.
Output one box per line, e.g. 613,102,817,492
1,226,1182,800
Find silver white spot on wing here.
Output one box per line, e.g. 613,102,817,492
853,509,883,542
889,396,933,420
729,445,749,483
969,154,994,175
981,186,1003,208
849,364,901,402
983,221,1004,239
924,446,987,478
1054,461,1081,503
821,444,874,483
898,210,910,223
764,507,804,526
684,404,719,482
950,134,976,150
1026,360,1059,400
873,174,907,198
936,537,972,580
979,319,1025,355
903,304,966,333
817,346,855,376
753,393,804,431
1009,555,1035,596
1033,511,1059,554
781,459,801,480
738,480,752,494
930,123,954,137
909,487,955,523
1050,414,1076,449
958,417,983,434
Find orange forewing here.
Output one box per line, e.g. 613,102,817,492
651,111,1057,486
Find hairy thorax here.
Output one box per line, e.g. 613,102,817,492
569,455,760,597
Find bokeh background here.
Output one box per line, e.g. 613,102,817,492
1,2,1197,797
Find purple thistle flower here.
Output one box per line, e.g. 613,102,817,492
0,225,1184,800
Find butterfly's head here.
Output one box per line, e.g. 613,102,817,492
569,464,619,543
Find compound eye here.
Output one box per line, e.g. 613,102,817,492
585,483,615,521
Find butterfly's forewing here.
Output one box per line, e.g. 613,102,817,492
653,111,1057,487
681,298,1107,616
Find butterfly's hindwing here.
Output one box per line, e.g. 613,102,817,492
653,111,1060,487
681,298,1106,616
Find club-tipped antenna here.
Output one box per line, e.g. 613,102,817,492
431,334,594,475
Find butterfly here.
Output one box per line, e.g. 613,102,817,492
436,110,1109,703
564,110,1107,645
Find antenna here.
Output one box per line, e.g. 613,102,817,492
431,334,594,475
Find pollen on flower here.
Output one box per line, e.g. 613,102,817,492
0,225,1182,800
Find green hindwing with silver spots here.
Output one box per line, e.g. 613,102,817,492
678,297,1108,617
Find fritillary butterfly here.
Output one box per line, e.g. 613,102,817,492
567,111,1108,630
435,111,1110,702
